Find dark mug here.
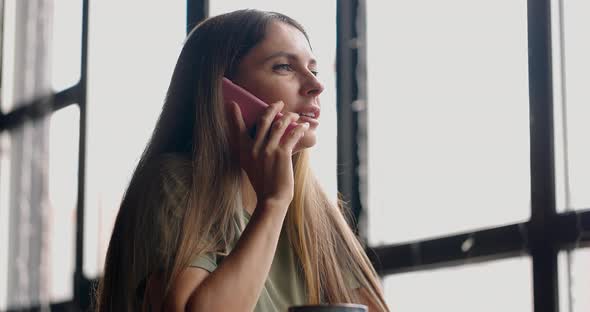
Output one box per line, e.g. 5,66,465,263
288,304,368,312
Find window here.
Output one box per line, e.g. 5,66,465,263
552,0,590,212
1,0,16,113
51,0,82,91
0,132,11,309
83,0,186,278
559,248,590,312
366,0,530,245
384,257,533,311
47,105,80,302
361,0,588,311
0,0,66,309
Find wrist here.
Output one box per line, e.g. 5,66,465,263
255,197,290,217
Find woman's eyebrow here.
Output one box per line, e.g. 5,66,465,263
262,51,317,66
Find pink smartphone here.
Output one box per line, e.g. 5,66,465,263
222,77,297,138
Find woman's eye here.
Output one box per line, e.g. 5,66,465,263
273,64,293,72
310,70,319,76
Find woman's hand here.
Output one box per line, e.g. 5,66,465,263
227,100,309,209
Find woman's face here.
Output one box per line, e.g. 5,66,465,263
233,21,324,153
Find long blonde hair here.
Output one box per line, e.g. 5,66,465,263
96,9,388,311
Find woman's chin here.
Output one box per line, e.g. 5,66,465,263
292,130,317,154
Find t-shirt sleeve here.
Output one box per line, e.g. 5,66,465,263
189,252,218,273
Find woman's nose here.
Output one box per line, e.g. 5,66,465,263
301,74,325,97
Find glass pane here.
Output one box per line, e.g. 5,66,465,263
209,1,339,202
1,0,16,113
366,0,530,245
559,248,590,312
383,257,532,311
84,0,186,278
0,132,11,310
51,0,82,91
552,0,590,212
47,105,79,301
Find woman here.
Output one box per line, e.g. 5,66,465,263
96,9,389,312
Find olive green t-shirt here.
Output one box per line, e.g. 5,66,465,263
190,209,308,312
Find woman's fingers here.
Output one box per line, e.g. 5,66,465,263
230,101,250,144
230,100,306,156
266,112,300,149
281,122,309,151
252,101,284,153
